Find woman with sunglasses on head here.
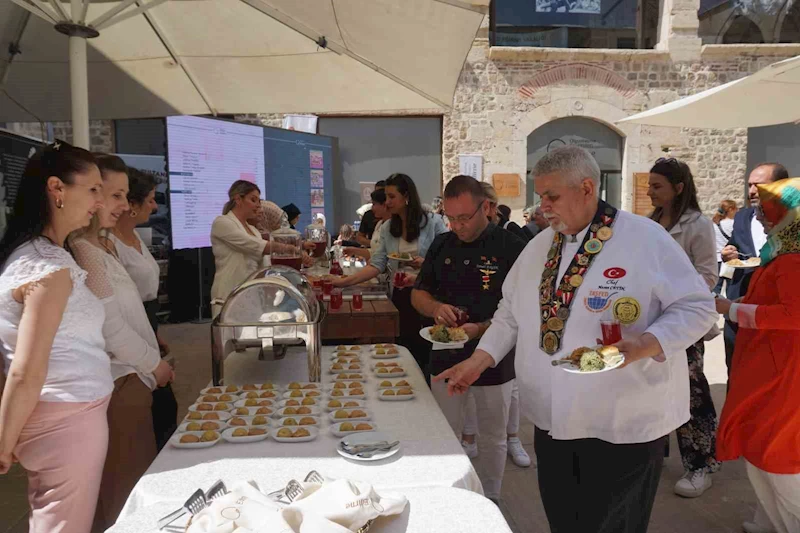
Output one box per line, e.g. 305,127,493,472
107,168,178,452
334,173,448,380
648,157,720,499
69,154,174,530
0,142,111,533
715,178,800,533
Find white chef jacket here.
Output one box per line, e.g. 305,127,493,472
210,211,266,317
477,209,718,444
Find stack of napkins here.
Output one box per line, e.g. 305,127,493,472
187,478,407,533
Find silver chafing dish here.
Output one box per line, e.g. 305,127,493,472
210,266,324,385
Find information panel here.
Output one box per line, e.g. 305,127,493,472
0,129,41,239
166,116,265,250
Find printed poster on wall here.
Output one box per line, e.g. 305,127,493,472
310,189,325,207
309,150,324,169
310,169,324,188
459,154,484,181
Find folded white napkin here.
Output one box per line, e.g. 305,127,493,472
186,478,407,533
431,340,465,351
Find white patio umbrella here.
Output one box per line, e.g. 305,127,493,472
618,54,800,129
0,0,487,148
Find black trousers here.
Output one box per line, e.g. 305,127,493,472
144,299,178,451
534,426,666,533
391,287,432,385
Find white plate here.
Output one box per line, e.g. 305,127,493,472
377,388,415,401
169,431,222,449
724,257,761,269
229,406,276,417
273,406,321,418
233,398,276,408
376,379,412,389
331,422,379,438
330,352,361,360
326,382,366,392
226,415,272,428
327,391,366,400
187,402,235,413
221,427,269,443
277,398,320,408
370,351,400,359
329,365,365,374
323,399,366,412
196,393,241,403
237,384,283,393
183,411,232,423
276,416,321,427
177,421,228,433
332,345,364,352
282,390,324,400
200,386,244,395
337,431,400,462
373,368,406,378
330,358,364,366
387,254,415,262
371,362,402,370
561,354,626,374
332,374,365,382
284,382,322,391
239,390,282,401
418,327,468,346
270,426,319,443
328,409,372,423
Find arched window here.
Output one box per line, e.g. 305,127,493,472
778,0,800,42
722,15,765,43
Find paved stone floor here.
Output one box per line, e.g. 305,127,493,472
1,319,758,533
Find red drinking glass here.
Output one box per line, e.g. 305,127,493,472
312,279,323,290
312,241,326,258
314,288,324,302
455,306,469,326
352,291,363,310
330,289,343,310
322,279,333,296
393,271,407,288
600,319,622,345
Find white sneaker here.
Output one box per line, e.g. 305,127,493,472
461,440,478,458
742,521,776,533
674,470,712,498
507,437,531,467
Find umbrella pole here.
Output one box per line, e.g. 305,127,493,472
68,34,90,149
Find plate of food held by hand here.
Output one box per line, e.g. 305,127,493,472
554,345,625,374
387,252,415,262
725,257,761,269
419,325,468,346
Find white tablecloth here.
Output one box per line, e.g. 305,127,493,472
117,345,482,521
108,487,511,533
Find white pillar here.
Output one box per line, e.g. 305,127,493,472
68,34,90,149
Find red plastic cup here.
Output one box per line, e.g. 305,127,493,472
314,288,324,302
455,306,469,326
330,289,343,310
393,271,407,288
601,319,622,345
312,279,323,289
352,291,363,310
322,279,333,296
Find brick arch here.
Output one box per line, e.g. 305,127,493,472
519,63,637,99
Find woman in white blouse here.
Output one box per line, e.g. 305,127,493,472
0,142,110,533
109,167,177,451
648,157,720,499
70,154,173,530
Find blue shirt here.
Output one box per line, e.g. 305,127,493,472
369,213,449,274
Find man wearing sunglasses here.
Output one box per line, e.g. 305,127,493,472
411,174,526,504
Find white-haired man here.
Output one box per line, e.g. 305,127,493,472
435,146,718,532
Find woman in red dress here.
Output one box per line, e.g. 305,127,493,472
716,176,800,533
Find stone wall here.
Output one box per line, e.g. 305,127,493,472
4,119,114,153
443,41,797,214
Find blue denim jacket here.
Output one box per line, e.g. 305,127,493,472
369,213,449,274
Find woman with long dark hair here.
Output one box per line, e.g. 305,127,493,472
69,154,174,529
108,168,178,451
648,157,720,498
334,173,448,378
0,142,112,533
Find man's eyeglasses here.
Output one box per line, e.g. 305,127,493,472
445,202,484,225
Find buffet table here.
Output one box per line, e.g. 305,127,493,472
108,486,511,533
117,345,482,523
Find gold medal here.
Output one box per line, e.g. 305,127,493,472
596,226,613,241
613,297,642,325
584,239,603,254
546,317,564,332
543,332,559,354
569,274,583,288
577,255,590,266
